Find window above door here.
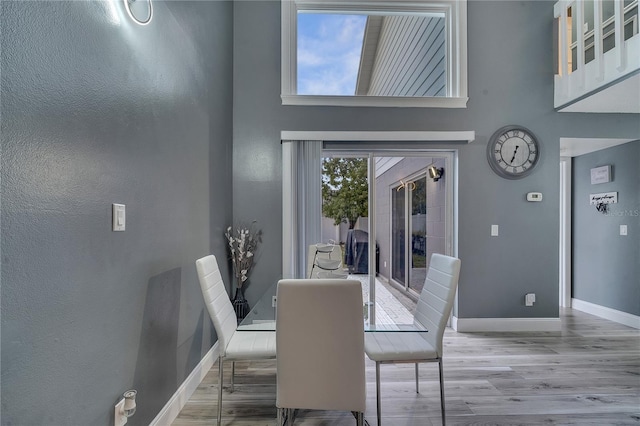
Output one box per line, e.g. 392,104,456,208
281,0,468,108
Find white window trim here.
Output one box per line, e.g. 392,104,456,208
281,0,468,108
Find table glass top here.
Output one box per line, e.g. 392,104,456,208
236,281,427,333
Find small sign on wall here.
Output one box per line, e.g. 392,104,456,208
590,165,611,184
589,192,618,205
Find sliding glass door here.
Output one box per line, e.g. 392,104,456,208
283,140,455,324
391,173,428,294
391,182,406,286
410,175,428,293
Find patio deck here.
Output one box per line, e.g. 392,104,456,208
348,274,415,325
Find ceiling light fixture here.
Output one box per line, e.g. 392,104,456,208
124,0,153,25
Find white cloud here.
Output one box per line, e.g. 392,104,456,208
297,14,366,96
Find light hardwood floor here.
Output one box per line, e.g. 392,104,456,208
173,309,640,425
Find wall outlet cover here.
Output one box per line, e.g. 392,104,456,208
525,293,536,306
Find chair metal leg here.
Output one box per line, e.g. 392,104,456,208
375,362,381,426
231,361,235,393
277,407,283,426
355,411,364,426
415,363,419,393
438,358,446,426
217,357,224,426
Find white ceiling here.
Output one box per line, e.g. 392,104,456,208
559,73,640,113
559,138,637,157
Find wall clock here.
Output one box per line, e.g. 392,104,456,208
487,125,540,179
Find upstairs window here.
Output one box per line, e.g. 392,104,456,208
282,0,468,108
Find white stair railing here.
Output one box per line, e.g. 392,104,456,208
554,0,639,110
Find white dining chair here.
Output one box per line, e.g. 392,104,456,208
364,253,461,426
276,279,366,425
307,243,344,278
196,255,276,426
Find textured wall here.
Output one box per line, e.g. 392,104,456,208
1,1,233,424
572,142,640,315
232,0,640,318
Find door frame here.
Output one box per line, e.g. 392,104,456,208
281,130,473,322
559,157,572,308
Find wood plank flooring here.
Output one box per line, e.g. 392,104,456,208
173,309,640,425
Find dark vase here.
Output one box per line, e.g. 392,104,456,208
232,287,250,323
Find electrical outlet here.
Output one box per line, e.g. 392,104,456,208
525,293,535,307
272,295,277,308
114,398,127,426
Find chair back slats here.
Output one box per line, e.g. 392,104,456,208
414,254,461,356
196,255,237,357
276,279,366,413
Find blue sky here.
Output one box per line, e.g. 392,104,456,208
297,13,367,96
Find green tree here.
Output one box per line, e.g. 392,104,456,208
321,158,368,229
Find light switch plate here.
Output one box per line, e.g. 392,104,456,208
113,204,126,231
491,225,499,236
620,225,628,236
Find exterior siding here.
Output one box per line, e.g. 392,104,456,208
368,15,446,97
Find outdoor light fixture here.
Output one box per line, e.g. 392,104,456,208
124,0,153,25
397,179,417,191
428,166,444,182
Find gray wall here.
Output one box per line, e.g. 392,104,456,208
572,142,640,315
1,1,233,424
232,0,640,318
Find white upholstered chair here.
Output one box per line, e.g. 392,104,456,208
196,255,276,426
364,253,461,426
307,243,345,278
276,279,366,425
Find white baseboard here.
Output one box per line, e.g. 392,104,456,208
452,316,561,332
149,343,219,426
572,298,640,329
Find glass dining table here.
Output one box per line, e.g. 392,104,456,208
236,281,428,334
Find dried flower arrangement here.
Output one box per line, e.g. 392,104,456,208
224,221,262,291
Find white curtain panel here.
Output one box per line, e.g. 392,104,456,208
282,140,322,278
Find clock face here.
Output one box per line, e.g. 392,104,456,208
487,126,539,179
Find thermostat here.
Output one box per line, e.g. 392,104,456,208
526,192,543,202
